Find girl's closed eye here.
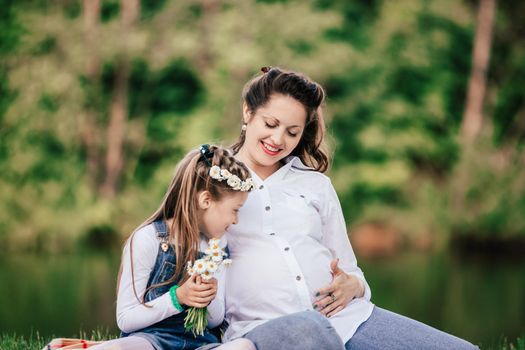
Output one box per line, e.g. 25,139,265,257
288,131,298,137
265,122,277,129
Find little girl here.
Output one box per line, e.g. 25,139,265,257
91,145,256,350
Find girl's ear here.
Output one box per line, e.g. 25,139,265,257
197,191,212,210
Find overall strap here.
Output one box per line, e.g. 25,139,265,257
153,220,168,238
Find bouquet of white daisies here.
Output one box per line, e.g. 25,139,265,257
184,238,232,336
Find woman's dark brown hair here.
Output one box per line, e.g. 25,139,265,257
231,66,329,172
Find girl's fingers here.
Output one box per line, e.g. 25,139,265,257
191,281,215,292
197,287,217,298
202,277,217,285
189,296,214,304
186,301,210,308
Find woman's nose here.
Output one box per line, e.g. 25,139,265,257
270,128,285,146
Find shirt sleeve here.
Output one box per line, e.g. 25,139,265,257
206,267,226,329
116,225,182,333
320,178,372,301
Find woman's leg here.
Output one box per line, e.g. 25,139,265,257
197,339,256,350
88,336,155,350
345,307,479,350
244,311,344,350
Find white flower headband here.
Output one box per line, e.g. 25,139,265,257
209,165,255,192
199,144,255,192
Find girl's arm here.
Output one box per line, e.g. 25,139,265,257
116,226,182,333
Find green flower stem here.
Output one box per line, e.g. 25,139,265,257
184,307,208,337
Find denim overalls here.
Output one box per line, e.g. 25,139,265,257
121,220,219,350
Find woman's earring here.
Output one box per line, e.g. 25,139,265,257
241,124,247,131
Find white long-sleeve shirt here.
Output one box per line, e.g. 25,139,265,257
116,223,226,333
223,156,374,343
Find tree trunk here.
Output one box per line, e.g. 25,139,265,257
81,0,101,188
460,0,496,142
195,0,220,72
100,0,140,198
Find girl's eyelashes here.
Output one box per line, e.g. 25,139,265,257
288,131,298,137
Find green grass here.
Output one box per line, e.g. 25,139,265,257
0,329,117,350
0,332,523,350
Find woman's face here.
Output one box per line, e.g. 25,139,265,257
240,94,307,176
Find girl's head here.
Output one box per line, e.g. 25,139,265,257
231,67,329,174
151,145,252,240
134,145,252,292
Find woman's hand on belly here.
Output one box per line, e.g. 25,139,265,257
312,259,365,317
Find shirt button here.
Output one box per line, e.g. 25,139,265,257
300,195,305,198
284,247,290,251
269,232,275,236
265,206,271,211
296,276,302,281
259,185,264,190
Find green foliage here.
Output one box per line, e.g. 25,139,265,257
0,0,523,252
101,0,119,22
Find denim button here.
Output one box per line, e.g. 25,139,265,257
284,247,290,251
265,206,271,211
296,276,301,281
259,185,264,190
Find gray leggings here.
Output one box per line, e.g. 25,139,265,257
244,311,344,350
345,307,479,350
244,307,479,350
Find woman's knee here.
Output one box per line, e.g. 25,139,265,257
245,311,344,350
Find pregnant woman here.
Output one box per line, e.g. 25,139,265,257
222,66,478,350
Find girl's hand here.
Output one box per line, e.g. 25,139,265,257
176,274,218,308
313,259,364,318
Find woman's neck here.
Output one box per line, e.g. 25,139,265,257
236,147,281,180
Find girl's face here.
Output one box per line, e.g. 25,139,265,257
198,191,248,239
239,94,307,177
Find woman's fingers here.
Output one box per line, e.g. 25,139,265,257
326,304,344,318
313,294,333,310
315,284,335,298
317,293,342,316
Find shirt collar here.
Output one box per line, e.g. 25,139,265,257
249,156,310,186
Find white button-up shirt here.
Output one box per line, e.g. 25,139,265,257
223,156,374,343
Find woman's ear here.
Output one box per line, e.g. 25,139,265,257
197,191,212,210
242,102,252,124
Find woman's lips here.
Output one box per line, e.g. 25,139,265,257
260,141,281,156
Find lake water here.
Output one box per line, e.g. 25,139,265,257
1,251,523,347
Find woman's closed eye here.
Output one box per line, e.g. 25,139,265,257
265,122,277,129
